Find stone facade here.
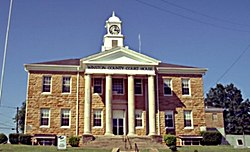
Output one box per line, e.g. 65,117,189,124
205,108,224,129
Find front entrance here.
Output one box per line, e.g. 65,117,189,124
113,110,125,135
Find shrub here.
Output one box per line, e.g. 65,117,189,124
0,133,8,144
69,136,80,147
200,131,222,145
163,134,176,146
9,133,20,144
19,134,32,145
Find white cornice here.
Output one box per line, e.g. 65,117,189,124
24,64,82,72
157,67,207,75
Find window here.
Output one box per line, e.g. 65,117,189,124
165,111,174,128
40,108,50,127
134,79,142,95
182,79,190,95
212,113,218,121
61,109,70,127
163,78,172,95
135,110,143,127
93,110,102,127
112,40,118,48
184,110,193,128
62,77,71,93
94,78,102,94
42,76,51,93
112,78,124,94
237,139,243,146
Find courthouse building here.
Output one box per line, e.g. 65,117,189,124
24,12,207,145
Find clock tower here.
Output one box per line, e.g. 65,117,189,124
101,12,124,51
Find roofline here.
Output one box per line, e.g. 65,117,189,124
24,64,81,72
157,67,207,75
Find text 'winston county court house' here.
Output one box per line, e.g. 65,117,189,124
24,12,208,145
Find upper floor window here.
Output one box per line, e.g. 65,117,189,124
112,40,118,48
134,79,142,95
184,110,193,128
93,109,102,127
42,76,51,93
94,78,102,94
182,79,190,95
112,78,124,94
163,78,172,95
40,108,50,127
62,77,71,93
165,111,174,128
61,109,70,127
135,110,143,128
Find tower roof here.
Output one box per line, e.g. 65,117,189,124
107,11,121,23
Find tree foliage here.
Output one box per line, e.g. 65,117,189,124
14,101,26,133
205,83,250,134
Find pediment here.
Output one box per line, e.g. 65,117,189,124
81,47,161,65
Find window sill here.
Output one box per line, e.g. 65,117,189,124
184,127,194,130
60,126,70,129
182,95,191,97
93,93,102,95
62,93,71,95
41,92,51,95
40,126,50,128
93,126,103,129
165,127,175,129
164,94,173,97
135,94,143,96
135,126,143,129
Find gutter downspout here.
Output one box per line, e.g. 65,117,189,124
156,73,160,135
76,67,80,136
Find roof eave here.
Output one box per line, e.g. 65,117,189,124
157,67,207,75
24,64,81,72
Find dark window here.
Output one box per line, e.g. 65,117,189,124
182,79,190,95
93,110,102,127
112,40,118,48
164,79,172,95
165,111,174,128
135,110,143,127
42,76,51,93
94,78,102,94
184,110,192,128
112,78,123,94
134,79,142,95
40,109,49,126
62,77,71,93
61,109,70,127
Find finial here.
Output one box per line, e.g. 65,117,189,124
112,11,115,17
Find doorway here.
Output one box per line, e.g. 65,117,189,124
113,110,125,135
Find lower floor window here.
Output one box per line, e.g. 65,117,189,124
184,110,193,128
165,111,174,128
40,108,50,127
61,109,70,127
93,109,102,127
135,110,143,127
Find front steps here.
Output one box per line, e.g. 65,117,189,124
81,135,167,151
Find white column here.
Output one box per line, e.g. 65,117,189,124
84,74,91,134
128,75,135,136
105,75,113,135
148,75,156,136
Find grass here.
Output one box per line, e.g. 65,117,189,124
0,144,249,152
0,144,111,152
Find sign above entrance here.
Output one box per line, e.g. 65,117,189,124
85,65,155,75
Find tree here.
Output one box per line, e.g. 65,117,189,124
14,101,26,133
205,83,250,134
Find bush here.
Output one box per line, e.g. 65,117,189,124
19,134,32,145
200,131,222,145
163,134,176,146
9,133,20,144
69,136,80,147
0,133,8,144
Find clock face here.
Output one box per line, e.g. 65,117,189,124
109,25,120,35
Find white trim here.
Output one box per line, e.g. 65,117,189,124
24,72,30,134
24,64,80,72
40,108,50,128
93,109,103,128
135,109,144,129
165,110,174,129
157,67,207,75
62,76,71,94
76,70,79,136
60,109,71,128
182,78,191,97
184,110,193,129
163,78,172,96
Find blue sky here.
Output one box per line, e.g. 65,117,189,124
0,0,249,135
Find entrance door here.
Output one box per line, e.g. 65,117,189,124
113,110,124,135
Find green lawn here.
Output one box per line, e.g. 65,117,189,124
0,144,249,152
